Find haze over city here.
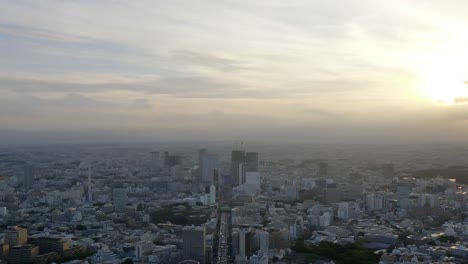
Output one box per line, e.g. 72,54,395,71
1,1,468,144
3,2,468,264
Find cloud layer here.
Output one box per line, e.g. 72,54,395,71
0,1,468,144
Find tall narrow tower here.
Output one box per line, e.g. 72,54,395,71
87,165,92,202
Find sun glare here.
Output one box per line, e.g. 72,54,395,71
418,55,468,104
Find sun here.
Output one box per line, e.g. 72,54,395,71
421,71,467,104
418,55,468,104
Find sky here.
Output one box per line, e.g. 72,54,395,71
1,0,468,144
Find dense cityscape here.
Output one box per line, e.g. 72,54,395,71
1,143,468,263
2,1,468,264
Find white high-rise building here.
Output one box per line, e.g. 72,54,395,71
236,228,249,263
209,185,216,205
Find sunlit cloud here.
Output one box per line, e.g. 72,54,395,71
1,0,468,143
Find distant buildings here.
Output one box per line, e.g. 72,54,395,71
113,187,128,211
164,152,183,169
182,226,206,263
5,226,28,246
231,150,259,187
150,151,161,177
318,162,328,177
397,183,411,209
8,244,38,264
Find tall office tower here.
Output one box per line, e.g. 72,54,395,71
245,152,259,172
231,150,245,186
87,165,92,202
5,226,28,246
182,226,206,263
201,154,218,184
237,228,248,262
318,162,328,177
113,187,128,211
382,163,395,178
150,151,160,177
237,225,253,261
23,164,35,189
238,163,247,186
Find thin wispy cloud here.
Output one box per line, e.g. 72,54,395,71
1,0,468,143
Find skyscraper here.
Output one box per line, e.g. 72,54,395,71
23,164,35,189
245,152,259,172
201,153,218,184
231,150,259,186
182,226,206,263
231,150,245,186
238,163,246,185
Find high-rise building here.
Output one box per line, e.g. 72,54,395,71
236,225,254,261
23,164,35,189
201,154,218,184
113,188,128,211
238,163,247,186
209,185,216,205
5,226,28,246
231,150,259,187
245,152,259,172
231,150,246,186
182,226,206,263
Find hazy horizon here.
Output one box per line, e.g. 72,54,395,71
1,1,468,144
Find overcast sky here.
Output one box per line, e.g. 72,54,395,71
1,0,468,144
